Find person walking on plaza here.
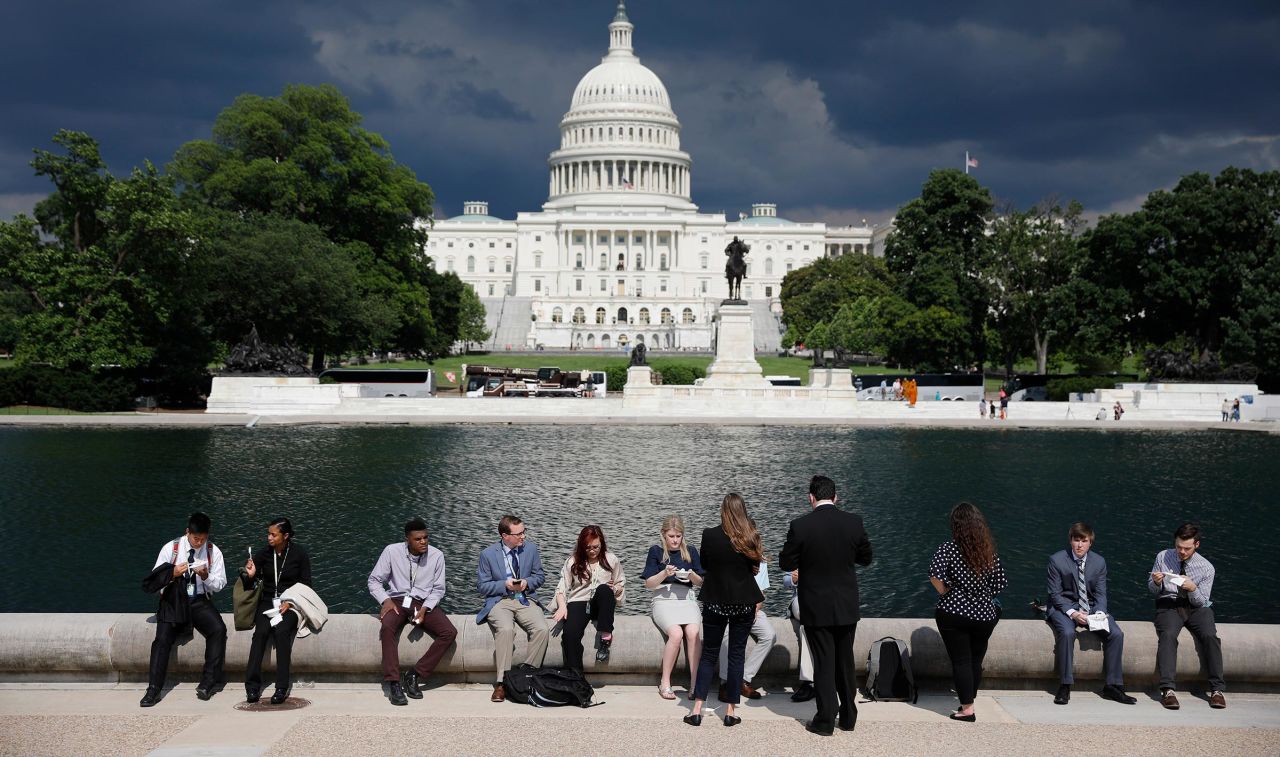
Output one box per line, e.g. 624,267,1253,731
476,515,549,703
551,525,625,675
1149,523,1226,710
367,518,457,706
242,517,312,705
1231,398,1241,422
641,515,705,700
1221,398,1231,422
978,398,987,419
928,502,1007,722
140,512,227,707
779,475,873,735
782,568,816,702
684,494,766,727
716,559,775,701
1045,523,1135,705
999,390,1009,420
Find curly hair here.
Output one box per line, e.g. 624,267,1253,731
570,525,611,585
949,502,997,576
721,493,765,563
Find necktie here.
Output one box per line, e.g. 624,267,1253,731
510,549,528,605
186,548,197,597
1178,560,1188,596
1077,557,1089,614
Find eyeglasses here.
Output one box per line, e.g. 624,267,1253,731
585,543,602,551
507,529,527,538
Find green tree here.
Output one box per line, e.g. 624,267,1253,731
169,84,439,369
0,131,201,370
456,283,491,352
779,253,894,341
986,199,1085,374
884,169,994,370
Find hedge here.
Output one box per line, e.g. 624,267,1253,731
1045,376,1118,401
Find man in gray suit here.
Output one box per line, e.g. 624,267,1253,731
1046,522,1136,705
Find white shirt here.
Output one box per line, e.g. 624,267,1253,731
152,536,227,596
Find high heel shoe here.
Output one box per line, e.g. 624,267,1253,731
723,715,741,727
683,713,703,726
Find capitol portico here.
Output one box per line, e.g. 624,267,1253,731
423,2,888,352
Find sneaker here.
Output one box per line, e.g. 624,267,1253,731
1208,691,1227,709
1160,689,1180,710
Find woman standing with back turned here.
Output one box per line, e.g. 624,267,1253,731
928,502,1007,722
684,494,765,727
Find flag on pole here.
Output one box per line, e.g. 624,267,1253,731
965,152,979,171
622,176,634,189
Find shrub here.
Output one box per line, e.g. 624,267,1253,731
0,365,136,412
651,361,706,386
1046,376,1118,401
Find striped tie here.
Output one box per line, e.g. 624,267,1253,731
1077,557,1089,614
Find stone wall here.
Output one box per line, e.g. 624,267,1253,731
3,614,1277,690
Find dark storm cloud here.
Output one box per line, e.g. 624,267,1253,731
2,0,1277,224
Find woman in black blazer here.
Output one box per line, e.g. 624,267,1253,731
684,493,765,727
241,517,312,705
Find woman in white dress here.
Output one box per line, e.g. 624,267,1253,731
641,515,705,700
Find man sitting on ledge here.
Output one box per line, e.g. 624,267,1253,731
1045,522,1135,705
477,515,550,702
1149,522,1227,710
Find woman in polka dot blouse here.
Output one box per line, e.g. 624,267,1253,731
928,502,1008,722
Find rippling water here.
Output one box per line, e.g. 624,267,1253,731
1,425,1274,623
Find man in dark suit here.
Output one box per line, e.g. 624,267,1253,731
1045,522,1136,705
779,476,873,735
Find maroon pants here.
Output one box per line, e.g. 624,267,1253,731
380,598,458,682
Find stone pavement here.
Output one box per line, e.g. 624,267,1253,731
1,683,1277,756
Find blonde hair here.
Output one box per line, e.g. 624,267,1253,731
659,514,692,564
721,493,765,563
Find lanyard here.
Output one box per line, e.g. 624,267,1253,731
407,546,422,588
273,545,290,598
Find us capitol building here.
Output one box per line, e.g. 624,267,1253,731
423,2,887,352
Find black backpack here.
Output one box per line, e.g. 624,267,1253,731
502,664,600,708
863,636,917,703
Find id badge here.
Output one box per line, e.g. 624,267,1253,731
186,581,195,597
402,595,413,609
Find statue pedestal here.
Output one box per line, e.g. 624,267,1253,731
704,303,769,388
626,365,653,386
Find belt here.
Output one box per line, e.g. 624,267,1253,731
1156,596,1192,609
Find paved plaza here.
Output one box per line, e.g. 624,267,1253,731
1,683,1277,756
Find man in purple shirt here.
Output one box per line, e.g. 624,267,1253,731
368,518,457,706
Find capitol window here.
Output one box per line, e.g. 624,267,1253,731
574,233,584,244
616,234,625,244
639,308,650,324
660,253,668,270
505,258,512,273
764,258,773,275
765,286,773,298
573,307,585,324
700,280,707,293
700,254,708,269
575,253,583,269
660,279,668,293
489,242,495,248
487,283,494,296
786,262,793,272
634,234,643,244
467,256,475,273
595,307,606,324
488,259,496,273
682,308,695,324
447,241,453,248
660,307,673,324
599,279,606,291
535,235,542,242
599,234,608,244
552,307,563,323
535,254,542,268
446,258,454,271
599,253,607,269
787,244,793,251
575,278,583,291
534,280,542,292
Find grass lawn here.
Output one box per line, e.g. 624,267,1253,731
0,405,90,415
0,358,14,370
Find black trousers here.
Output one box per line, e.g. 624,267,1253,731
807,623,858,729
693,607,754,704
245,606,300,692
561,585,617,673
935,609,998,705
1155,604,1225,691
148,596,227,690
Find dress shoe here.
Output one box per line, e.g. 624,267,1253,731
270,688,291,705
949,710,976,722
723,714,741,727
838,718,856,732
1101,684,1136,705
740,682,762,700
1208,691,1227,709
401,670,424,700
1054,684,1071,705
491,683,506,703
790,682,815,702
387,681,408,706
139,687,161,708
1160,689,1180,710
195,679,223,701
804,720,834,736
717,684,731,702
682,713,702,727
244,686,260,704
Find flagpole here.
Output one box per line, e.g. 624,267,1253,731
965,151,970,175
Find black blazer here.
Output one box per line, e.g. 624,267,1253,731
242,543,312,609
697,525,765,607
778,503,873,627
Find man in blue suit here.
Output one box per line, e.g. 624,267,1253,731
477,514,549,702
1046,522,1136,705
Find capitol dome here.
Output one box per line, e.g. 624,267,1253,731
545,1,693,210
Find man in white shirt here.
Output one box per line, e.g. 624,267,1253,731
718,560,776,701
141,512,227,707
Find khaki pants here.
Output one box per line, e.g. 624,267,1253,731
487,597,550,682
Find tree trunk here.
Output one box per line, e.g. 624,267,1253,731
1034,329,1050,375
311,349,326,375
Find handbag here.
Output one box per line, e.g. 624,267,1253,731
232,569,262,631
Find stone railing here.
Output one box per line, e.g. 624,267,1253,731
2,614,1278,690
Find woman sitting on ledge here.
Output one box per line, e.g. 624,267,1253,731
641,515,705,700
242,516,312,705
550,525,625,675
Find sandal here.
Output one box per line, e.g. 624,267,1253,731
659,686,677,700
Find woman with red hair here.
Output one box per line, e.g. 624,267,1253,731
551,525,626,673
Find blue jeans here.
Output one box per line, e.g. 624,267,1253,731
693,607,754,703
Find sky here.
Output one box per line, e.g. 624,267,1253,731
2,0,1278,228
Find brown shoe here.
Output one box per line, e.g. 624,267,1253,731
1160,689,1180,710
491,683,505,703
1209,691,1227,709
741,682,762,700
717,684,730,702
